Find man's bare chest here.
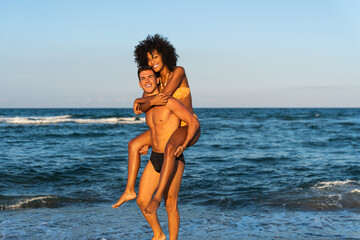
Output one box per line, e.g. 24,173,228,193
146,106,172,127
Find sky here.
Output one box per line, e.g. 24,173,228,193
0,0,359,108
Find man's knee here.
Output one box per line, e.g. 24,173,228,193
136,198,147,210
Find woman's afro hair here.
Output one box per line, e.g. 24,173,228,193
134,34,178,71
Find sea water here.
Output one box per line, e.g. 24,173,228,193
1,108,360,239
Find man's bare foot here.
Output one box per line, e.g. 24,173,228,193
112,190,136,208
144,198,161,215
152,232,166,240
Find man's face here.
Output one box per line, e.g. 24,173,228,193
138,70,159,94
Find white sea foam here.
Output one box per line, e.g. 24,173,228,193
349,189,360,194
0,116,145,125
306,180,360,210
312,180,359,189
3,196,57,210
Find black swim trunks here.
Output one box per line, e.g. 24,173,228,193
150,151,185,173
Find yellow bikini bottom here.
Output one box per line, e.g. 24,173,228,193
162,86,192,127
181,114,198,127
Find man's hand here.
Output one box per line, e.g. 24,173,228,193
139,145,150,155
174,145,185,157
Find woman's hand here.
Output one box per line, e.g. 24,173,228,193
150,93,169,106
174,145,185,157
139,145,150,155
133,102,143,115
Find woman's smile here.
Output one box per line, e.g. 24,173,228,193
147,50,163,72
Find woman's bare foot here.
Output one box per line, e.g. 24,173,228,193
152,232,166,240
144,198,161,215
112,190,137,208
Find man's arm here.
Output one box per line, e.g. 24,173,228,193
166,97,200,155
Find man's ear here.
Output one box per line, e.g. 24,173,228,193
156,77,160,85
138,81,142,89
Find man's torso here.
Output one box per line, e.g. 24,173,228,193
146,101,180,153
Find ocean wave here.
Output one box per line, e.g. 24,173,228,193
312,180,360,190
290,180,360,210
242,156,293,163
274,113,321,121
350,189,360,194
0,195,100,210
307,180,360,210
262,180,360,211
1,166,101,184
0,196,61,210
0,115,145,125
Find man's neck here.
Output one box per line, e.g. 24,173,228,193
147,89,160,96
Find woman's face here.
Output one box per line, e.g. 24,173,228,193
147,50,163,72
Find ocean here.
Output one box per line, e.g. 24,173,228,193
1,108,360,239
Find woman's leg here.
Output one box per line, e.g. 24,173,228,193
137,161,165,240
113,129,152,208
144,126,200,214
164,160,184,240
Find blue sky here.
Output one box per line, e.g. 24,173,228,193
1,0,359,108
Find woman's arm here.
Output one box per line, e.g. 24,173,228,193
134,93,169,114
137,96,154,114
135,66,185,114
133,92,148,115
161,67,186,96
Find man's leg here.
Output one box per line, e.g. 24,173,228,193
145,126,197,214
164,160,185,240
113,129,151,208
137,161,165,240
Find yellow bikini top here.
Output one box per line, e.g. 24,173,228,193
159,73,190,100
172,87,190,100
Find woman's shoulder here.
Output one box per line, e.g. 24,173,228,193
174,66,185,73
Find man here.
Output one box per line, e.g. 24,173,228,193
135,66,199,240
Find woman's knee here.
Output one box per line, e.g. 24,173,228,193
165,197,178,213
128,138,142,152
165,141,177,156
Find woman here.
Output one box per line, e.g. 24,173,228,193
113,34,200,214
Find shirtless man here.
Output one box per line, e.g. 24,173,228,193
134,66,199,240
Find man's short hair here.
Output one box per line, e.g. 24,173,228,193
137,66,156,80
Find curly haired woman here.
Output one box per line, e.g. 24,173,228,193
113,35,200,218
